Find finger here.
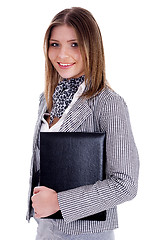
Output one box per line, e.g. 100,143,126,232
32,202,35,209
33,186,42,194
31,194,37,203
31,195,34,202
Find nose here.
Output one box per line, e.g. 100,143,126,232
58,46,69,59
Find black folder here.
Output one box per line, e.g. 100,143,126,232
40,132,106,221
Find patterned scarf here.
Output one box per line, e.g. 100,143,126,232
49,75,85,126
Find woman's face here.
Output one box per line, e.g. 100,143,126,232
48,24,85,79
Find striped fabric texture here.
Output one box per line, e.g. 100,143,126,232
26,86,139,235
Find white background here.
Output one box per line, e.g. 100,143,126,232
0,0,160,239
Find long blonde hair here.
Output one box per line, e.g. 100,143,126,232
43,7,110,111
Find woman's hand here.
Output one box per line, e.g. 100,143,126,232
31,186,60,219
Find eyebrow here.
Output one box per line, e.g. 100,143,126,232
50,39,78,42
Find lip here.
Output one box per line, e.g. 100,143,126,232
58,62,75,69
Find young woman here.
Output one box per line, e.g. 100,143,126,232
27,7,139,240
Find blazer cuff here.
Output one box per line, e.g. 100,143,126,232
57,183,107,223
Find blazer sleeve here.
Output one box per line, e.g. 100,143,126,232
57,94,139,223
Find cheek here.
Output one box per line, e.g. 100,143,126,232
71,47,81,59
78,55,84,69
48,49,56,62
73,51,83,65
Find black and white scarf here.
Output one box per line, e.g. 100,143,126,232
49,75,85,126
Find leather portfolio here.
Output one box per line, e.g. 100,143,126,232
40,132,106,221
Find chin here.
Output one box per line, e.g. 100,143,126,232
58,72,81,79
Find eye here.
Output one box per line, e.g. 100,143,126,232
50,42,59,47
71,42,78,47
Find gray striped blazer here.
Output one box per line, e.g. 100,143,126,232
26,86,139,235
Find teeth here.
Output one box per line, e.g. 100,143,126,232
59,63,72,66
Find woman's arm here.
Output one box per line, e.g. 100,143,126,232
57,94,139,223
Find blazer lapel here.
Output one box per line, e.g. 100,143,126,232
33,96,92,150
59,97,92,132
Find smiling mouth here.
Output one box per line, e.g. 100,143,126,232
58,62,75,68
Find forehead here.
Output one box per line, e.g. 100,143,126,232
50,24,77,40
